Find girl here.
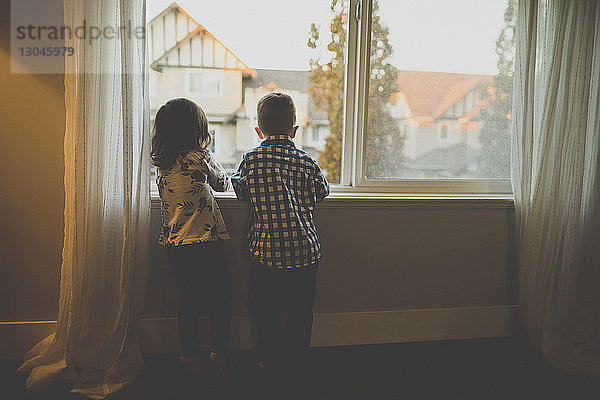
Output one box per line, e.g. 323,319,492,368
151,98,231,376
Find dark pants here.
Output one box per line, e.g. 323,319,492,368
249,259,319,363
167,241,231,355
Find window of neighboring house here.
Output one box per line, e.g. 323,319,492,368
312,126,320,143
189,73,203,92
148,0,514,195
440,125,448,141
188,70,223,97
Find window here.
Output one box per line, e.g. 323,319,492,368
148,0,347,185
440,125,448,141
148,0,514,194
187,70,223,97
189,73,203,92
356,0,514,191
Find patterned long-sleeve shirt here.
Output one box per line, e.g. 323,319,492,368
157,149,231,246
231,135,330,269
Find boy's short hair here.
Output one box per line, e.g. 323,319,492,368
257,92,296,136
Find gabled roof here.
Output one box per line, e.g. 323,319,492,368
148,2,178,24
252,69,309,92
396,70,494,123
149,3,256,77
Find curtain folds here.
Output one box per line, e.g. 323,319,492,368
17,0,150,398
512,0,600,374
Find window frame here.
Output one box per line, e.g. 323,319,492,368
339,0,513,195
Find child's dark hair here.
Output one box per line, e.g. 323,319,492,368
150,98,211,170
256,92,296,136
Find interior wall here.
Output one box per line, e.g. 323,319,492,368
0,1,65,322
145,199,517,318
141,198,517,352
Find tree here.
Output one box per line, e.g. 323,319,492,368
364,0,403,178
477,0,517,179
308,0,403,182
307,0,346,182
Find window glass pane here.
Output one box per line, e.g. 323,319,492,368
365,0,515,180
188,70,224,97
148,0,348,183
189,73,203,93
313,126,320,143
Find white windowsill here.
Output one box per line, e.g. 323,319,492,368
150,190,514,210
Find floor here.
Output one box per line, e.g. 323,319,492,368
3,337,600,400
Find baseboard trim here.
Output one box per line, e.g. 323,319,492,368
0,305,518,358
312,305,519,346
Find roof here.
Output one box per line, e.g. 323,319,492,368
252,69,310,92
245,69,494,125
244,69,329,122
396,70,494,122
149,3,256,77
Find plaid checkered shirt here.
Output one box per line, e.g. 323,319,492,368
231,135,330,269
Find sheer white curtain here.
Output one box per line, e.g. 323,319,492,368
512,0,600,374
17,0,150,397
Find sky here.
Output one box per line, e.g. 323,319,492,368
148,0,509,75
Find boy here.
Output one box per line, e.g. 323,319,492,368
231,92,329,368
